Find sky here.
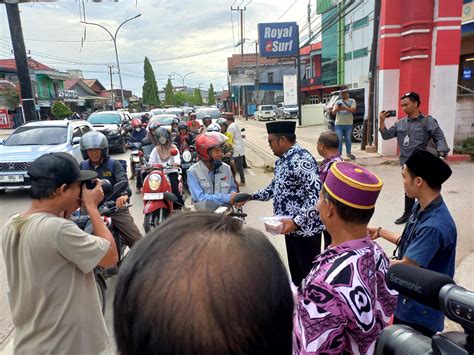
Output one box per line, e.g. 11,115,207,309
0,0,319,96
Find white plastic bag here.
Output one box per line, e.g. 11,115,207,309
263,216,291,235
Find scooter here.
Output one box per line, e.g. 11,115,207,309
128,138,151,190
71,179,130,314
180,144,196,192
141,161,182,233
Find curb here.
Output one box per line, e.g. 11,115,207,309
446,154,471,163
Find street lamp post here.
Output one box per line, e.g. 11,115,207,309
81,14,141,109
171,71,194,88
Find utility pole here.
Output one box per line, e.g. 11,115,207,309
308,0,313,41
296,25,302,127
5,3,37,122
108,65,115,110
231,3,247,119
255,40,259,106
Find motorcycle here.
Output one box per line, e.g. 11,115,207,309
141,159,183,233
71,179,130,314
191,193,252,224
180,144,196,193
128,138,151,189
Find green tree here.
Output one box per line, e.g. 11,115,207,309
174,91,190,107
142,57,161,107
51,100,72,119
164,78,175,106
1,86,20,109
193,88,203,106
207,83,216,105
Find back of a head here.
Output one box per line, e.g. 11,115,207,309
114,213,293,355
318,130,339,150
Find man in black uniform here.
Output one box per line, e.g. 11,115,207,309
80,131,142,247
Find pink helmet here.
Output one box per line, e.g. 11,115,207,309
195,132,228,161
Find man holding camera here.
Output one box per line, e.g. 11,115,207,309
1,153,118,354
332,88,357,160
369,149,456,337
379,92,450,224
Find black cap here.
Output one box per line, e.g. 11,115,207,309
266,121,296,135
28,152,97,185
405,149,452,186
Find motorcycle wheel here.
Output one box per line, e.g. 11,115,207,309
95,273,106,315
143,209,168,233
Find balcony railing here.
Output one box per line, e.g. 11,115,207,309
300,76,322,87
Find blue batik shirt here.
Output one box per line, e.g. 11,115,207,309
395,196,457,332
252,143,323,237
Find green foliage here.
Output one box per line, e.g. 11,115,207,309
454,137,474,158
164,79,175,106
51,101,72,119
1,86,20,109
142,57,161,107
193,88,203,106
174,91,191,107
207,83,216,105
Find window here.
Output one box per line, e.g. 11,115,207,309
267,72,274,83
322,93,332,103
306,64,312,79
309,95,320,104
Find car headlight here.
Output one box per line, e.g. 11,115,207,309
182,150,192,163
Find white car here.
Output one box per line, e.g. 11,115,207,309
254,105,276,121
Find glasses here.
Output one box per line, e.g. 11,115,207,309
268,137,280,145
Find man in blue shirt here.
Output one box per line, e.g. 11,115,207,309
369,149,456,337
187,132,238,207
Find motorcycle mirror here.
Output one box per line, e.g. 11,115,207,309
164,192,178,203
141,138,152,146
101,179,112,197
234,192,252,204
107,180,129,202
170,148,179,156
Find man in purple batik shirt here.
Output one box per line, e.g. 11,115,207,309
317,130,344,184
294,162,397,354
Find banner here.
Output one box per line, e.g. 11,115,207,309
283,75,297,106
258,22,299,58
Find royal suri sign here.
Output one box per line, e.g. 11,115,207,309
258,22,299,58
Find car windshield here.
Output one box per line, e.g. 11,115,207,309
150,115,175,125
4,126,68,146
261,105,273,110
150,109,164,116
165,108,182,115
286,104,297,109
196,109,221,120
87,113,121,124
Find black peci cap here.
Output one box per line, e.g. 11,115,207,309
28,152,97,185
405,149,452,186
266,121,296,135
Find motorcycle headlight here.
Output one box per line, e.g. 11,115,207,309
182,150,192,163
148,174,161,191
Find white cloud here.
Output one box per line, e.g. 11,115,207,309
0,0,313,95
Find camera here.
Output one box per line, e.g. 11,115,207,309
376,265,474,355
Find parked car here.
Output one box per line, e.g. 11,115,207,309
0,120,93,192
323,88,365,142
195,107,221,125
254,105,276,121
165,108,183,117
87,111,132,153
274,103,299,119
149,108,165,117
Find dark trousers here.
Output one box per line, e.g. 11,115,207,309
233,156,245,183
285,234,322,287
393,316,437,338
168,172,184,209
111,207,142,248
403,194,416,216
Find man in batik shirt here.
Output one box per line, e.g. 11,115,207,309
294,162,397,354
251,121,323,287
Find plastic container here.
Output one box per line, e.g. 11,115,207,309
263,216,290,235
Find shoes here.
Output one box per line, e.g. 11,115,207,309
347,153,356,160
394,214,409,225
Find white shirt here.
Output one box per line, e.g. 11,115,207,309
227,122,245,157
149,147,181,173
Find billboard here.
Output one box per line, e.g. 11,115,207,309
258,22,299,58
283,75,297,106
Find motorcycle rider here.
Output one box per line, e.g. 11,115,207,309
187,112,201,134
149,127,184,209
141,112,150,125
187,132,238,205
169,118,180,144
177,122,195,153
79,131,142,248
199,115,213,133
146,121,160,146
128,118,146,145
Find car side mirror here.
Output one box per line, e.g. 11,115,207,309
71,136,81,145
0,139,4,145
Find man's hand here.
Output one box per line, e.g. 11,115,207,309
367,226,380,240
379,111,389,129
115,195,128,209
280,218,298,234
81,179,104,211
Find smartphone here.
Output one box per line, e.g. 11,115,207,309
337,102,343,107
385,110,396,117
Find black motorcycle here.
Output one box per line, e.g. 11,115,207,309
71,179,130,314
180,144,196,194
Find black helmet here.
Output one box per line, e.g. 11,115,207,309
155,127,171,145
178,122,188,131
217,118,228,128
80,131,109,160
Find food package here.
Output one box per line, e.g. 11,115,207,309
263,216,290,235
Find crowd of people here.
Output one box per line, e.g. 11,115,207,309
0,91,458,354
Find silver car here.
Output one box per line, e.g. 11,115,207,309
0,120,93,192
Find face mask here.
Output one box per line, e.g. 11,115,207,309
135,128,142,132
158,137,167,145
212,160,223,171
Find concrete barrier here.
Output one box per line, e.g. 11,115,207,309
301,104,324,126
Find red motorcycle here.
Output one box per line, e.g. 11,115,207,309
141,150,183,233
